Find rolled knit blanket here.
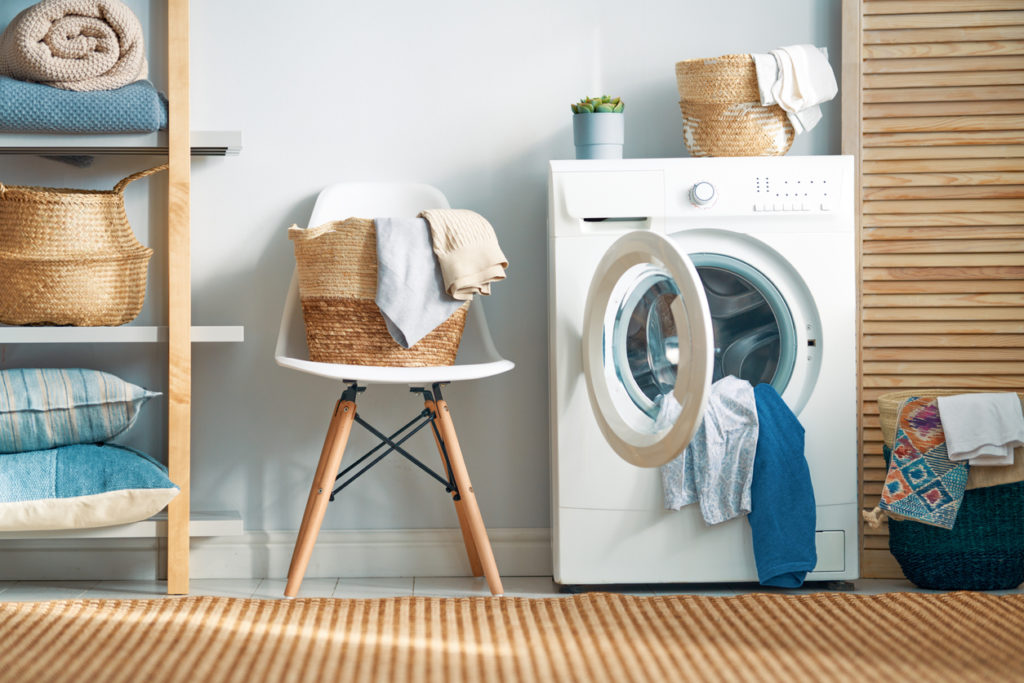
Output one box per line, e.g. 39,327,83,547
0,0,147,91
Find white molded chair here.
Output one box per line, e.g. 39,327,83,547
275,183,514,597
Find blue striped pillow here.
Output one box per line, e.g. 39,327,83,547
0,369,159,454
0,443,179,531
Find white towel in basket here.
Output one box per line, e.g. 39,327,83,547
751,45,836,134
374,217,464,349
937,392,1024,466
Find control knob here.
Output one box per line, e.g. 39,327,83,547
689,181,716,207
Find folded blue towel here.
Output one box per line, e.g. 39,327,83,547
748,383,817,587
0,77,167,134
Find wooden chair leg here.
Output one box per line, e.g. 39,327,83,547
425,398,484,578
431,398,504,596
285,398,356,598
290,399,343,565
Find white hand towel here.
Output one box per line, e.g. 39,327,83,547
751,45,836,135
751,52,779,106
937,393,1024,466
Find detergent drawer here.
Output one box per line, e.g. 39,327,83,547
551,170,664,236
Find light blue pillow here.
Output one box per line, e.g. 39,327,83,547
0,443,179,531
0,368,159,454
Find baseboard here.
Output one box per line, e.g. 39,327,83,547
0,527,553,581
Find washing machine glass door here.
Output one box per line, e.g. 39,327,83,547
582,231,714,468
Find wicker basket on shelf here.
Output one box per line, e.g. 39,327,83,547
675,53,794,157
878,389,1024,591
289,218,468,367
0,165,165,326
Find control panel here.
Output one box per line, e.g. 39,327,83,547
753,174,835,212
550,157,851,228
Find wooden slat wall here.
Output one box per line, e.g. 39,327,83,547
845,0,1024,578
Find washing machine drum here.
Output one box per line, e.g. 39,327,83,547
582,231,797,468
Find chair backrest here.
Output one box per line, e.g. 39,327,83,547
275,183,506,368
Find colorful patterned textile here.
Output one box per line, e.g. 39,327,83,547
879,397,969,529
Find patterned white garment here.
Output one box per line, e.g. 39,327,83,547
660,376,759,525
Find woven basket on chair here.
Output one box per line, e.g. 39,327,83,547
878,389,1024,591
289,218,468,367
0,165,165,326
675,53,794,157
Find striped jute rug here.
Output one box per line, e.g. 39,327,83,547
1,592,1022,682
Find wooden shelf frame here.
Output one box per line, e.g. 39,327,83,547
166,0,192,596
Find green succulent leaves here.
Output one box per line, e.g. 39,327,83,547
570,95,624,114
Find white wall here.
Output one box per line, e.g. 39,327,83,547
0,0,840,566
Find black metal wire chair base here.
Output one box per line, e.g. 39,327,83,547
329,382,461,502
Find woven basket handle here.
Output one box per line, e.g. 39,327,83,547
113,164,169,194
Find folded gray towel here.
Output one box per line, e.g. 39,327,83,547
374,217,464,349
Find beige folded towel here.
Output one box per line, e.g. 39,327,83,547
0,0,147,92
419,209,508,301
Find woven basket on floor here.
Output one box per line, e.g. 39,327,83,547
878,390,1024,591
0,165,165,326
289,218,468,366
675,54,794,157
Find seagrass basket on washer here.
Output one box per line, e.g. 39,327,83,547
675,53,794,157
289,218,468,366
0,165,165,327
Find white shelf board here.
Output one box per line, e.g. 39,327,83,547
0,511,243,539
0,324,244,344
0,130,241,156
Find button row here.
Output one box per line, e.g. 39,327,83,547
754,202,833,212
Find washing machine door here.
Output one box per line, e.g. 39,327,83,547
582,231,714,468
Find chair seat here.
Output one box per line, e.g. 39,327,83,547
275,355,514,385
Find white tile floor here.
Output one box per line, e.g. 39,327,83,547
0,577,1019,601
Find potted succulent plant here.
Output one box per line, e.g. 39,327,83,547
571,95,625,159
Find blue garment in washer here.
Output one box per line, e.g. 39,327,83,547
748,383,817,587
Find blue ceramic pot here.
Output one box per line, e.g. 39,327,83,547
572,113,624,159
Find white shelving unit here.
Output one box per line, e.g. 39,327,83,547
0,325,244,344
0,512,243,540
0,130,241,156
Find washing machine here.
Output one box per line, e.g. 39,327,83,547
548,156,858,585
